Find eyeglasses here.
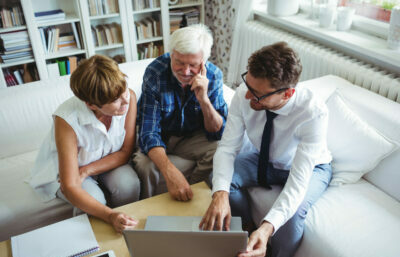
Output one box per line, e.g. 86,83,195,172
241,71,289,102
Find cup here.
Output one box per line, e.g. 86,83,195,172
336,6,355,31
319,4,336,28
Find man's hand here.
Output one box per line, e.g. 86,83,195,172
190,62,209,104
108,211,138,233
199,191,231,231
165,166,193,201
238,221,274,257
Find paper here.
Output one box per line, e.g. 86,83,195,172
11,214,99,257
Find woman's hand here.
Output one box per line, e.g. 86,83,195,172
78,165,91,184
108,211,138,233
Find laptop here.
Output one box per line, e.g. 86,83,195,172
123,216,248,257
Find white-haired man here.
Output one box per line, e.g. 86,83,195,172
133,24,228,201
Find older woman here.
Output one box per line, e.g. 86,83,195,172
29,55,140,233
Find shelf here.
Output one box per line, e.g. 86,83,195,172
136,36,163,44
0,26,27,33
1,58,35,68
45,48,86,60
133,7,161,14
169,2,202,9
95,43,124,51
90,13,120,20
36,15,81,27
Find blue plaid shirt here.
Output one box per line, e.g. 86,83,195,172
137,53,228,154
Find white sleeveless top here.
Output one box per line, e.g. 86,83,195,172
29,95,129,201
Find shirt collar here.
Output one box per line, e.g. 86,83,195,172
78,103,101,126
272,90,297,116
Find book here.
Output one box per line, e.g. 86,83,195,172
11,214,99,257
71,22,81,49
68,56,78,74
57,59,67,76
46,62,60,78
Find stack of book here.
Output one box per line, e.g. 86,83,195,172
137,42,163,60
169,7,200,33
133,0,160,11
0,5,25,28
91,22,122,46
185,8,200,25
39,23,81,53
3,64,39,87
46,56,79,78
135,16,161,40
88,0,120,16
0,30,33,64
34,9,65,23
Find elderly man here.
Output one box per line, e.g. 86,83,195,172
200,42,332,257
133,24,228,201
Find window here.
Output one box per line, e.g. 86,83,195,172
339,0,400,23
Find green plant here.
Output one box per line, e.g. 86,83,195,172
382,1,396,10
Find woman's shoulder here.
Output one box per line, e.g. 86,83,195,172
54,96,86,123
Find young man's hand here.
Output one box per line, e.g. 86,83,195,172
238,221,274,257
199,191,231,231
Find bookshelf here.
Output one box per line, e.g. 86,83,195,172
0,0,205,88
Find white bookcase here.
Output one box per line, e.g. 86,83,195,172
0,0,205,88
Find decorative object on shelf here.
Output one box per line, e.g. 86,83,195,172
336,6,355,31
168,0,179,5
267,0,299,17
388,5,400,50
319,4,336,28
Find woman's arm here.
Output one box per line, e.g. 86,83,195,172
55,114,137,233
79,89,138,179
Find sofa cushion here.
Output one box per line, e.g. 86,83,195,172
248,179,400,257
325,91,398,185
0,150,72,241
299,75,400,201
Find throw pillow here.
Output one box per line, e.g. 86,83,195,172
326,91,398,186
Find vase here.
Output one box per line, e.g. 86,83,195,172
267,0,300,17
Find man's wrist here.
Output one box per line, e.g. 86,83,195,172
212,190,229,199
198,95,211,106
260,220,274,236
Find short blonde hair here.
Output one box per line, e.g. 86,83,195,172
70,55,127,106
169,24,213,61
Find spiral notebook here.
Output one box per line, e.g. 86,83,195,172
11,214,99,257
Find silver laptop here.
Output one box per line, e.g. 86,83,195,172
123,216,248,257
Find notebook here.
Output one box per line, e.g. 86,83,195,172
11,214,99,257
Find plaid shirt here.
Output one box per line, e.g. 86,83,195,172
137,53,228,154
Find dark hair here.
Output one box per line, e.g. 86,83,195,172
247,42,302,89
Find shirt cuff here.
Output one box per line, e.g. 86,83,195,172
262,210,285,236
211,178,231,195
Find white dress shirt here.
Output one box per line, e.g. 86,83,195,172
212,84,332,233
29,95,129,202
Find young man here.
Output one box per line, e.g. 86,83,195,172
134,24,228,201
200,42,332,257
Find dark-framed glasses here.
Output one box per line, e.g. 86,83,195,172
241,71,289,102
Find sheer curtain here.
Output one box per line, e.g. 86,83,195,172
204,0,254,87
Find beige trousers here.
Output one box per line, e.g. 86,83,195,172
133,130,218,199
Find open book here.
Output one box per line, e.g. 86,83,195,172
11,214,99,257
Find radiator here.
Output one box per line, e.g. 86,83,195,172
230,20,400,103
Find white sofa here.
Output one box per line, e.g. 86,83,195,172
1,58,399,257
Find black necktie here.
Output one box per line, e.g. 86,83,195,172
257,110,278,189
